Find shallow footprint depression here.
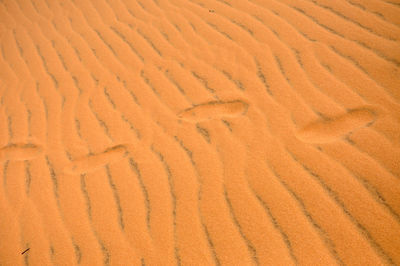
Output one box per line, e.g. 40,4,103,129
64,145,129,174
178,100,249,123
296,106,380,144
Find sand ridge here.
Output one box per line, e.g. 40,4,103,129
0,0,400,265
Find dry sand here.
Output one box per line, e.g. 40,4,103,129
1,0,400,265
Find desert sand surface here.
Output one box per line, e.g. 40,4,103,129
0,0,400,265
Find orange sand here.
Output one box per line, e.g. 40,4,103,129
1,0,400,265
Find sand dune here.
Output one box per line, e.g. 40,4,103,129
1,0,399,265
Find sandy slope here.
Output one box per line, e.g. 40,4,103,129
0,0,399,265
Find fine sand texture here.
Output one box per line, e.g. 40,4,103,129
1,0,400,265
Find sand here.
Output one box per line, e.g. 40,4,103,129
0,0,399,265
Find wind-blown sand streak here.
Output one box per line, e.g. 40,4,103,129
1,0,399,265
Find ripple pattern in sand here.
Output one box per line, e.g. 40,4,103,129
1,0,400,265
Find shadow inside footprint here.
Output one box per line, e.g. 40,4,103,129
64,144,129,174
295,106,380,144
0,143,42,161
177,100,249,122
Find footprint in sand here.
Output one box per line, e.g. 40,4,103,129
295,106,381,144
0,143,43,161
177,100,249,123
63,144,129,174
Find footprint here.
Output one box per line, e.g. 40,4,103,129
0,143,43,161
64,145,129,174
295,106,380,144
177,100,249,122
